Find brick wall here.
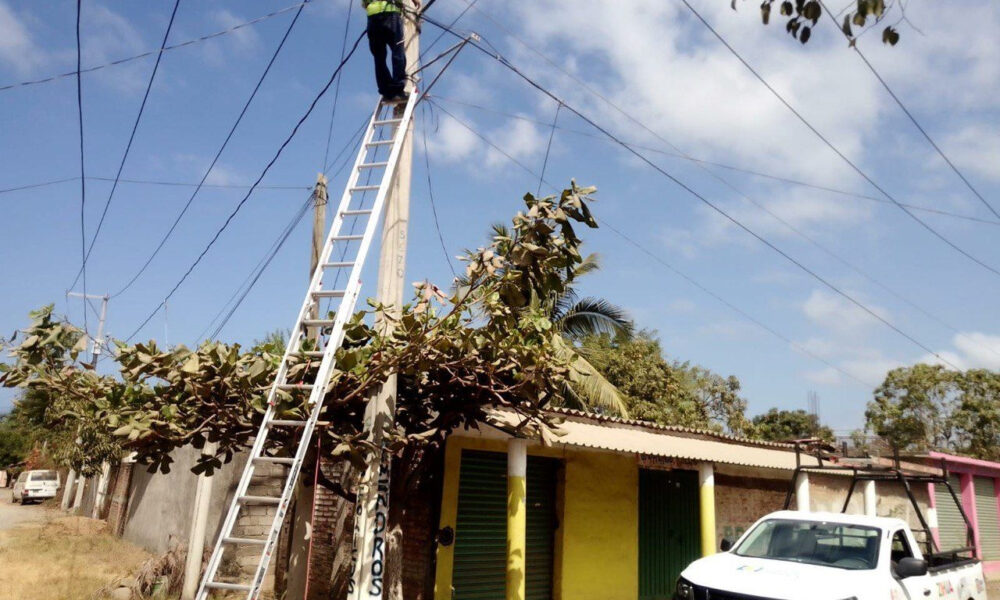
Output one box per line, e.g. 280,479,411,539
714,470,788,546
107,462,134,537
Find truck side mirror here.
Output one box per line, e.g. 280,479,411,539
896,557,928,578
720,538,734,552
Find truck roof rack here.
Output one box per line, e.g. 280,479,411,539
781,440,976,559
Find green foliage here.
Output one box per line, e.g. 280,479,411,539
752,408,834,442
865,364,1000,460
735,0,903,46
580,330,752,435
1,183,605,476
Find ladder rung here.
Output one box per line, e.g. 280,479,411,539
322,261,355,268
366,140,394,147
302,319,335,327
277,383,314,391
205,582,252,591
238,495,282,505
223,536,267,545
332,235,364,241
350,186,380,192
359,162,389,169
253,456,294,465
312,290,346,299
267,420,308,428
301,351,324,358
373,118,402,126
341,209,373,217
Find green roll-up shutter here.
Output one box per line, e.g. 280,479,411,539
452,450,558,600
639,469,701,600
936,476,968,551
974,477,1000,560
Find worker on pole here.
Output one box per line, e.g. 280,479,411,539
363,0,420,102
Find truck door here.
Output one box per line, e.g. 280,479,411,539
890,529,939,600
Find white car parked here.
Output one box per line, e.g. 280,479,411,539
11,469,60,504
676,511,987,600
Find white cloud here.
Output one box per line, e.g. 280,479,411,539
920,332,1000,372
0,1,45,74
486,118,546,168
82,4,147,92
802,288,889,336
427,114,481,163
940,125,1000,184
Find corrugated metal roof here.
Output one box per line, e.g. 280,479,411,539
480,409,816,471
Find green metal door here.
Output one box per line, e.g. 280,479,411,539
935,476,968,551
974,477,1000,560
639,469,701,600
452,450,558,600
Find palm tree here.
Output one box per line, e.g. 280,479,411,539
548,254,633,416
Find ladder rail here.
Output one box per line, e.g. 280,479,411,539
196,95,416,600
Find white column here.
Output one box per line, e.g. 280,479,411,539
73,475,87,511
863,480,877,517
92,462,111,519
796,472,810,512
182,443,217,600
61,469,77,510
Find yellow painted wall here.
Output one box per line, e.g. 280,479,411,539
559,451,639,600
433,436,639,600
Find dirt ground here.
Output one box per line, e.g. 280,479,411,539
0,497,153,600
989,578,1000,599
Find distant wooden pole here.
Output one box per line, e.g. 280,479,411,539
309,174,329,342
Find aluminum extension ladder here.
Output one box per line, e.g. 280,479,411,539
196,93,417,600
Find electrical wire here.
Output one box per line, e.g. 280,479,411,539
421,19,961,369
75,0,88,334
322,0,354,171
0,176,311,194
537,101,561,196
197,124,369,341
124,30,368,343
428,98,876,389
817,0,1000,221
419,103,456,277
111,0,308,299
70,0,181,292
678,0,1000,279
0,1,310,93
429,95,1000,228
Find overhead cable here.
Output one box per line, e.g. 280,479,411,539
111,0,308,299
0,1,309,93
75,0,88,334
421,18,961,369
71,0,182,292
428,99,876,389
678,0,1000,278
124,30,367,342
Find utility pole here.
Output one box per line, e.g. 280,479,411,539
348,4,419,598
67,292,109,366
309,174,329,342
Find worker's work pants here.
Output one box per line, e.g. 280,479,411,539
368,12,406,97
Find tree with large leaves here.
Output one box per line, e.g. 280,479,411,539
752,408,834,442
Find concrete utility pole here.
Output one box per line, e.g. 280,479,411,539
309,174,329,342
348,5,419,598
182,442,218,600
67,292,109,366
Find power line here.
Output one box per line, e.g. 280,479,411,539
419,103,456,277
0,176,310,194
817,1,1000,221
427,98,876,389
75,0,88,334
197,121,370,342
537,101,561,196
71,0,181,292
0,1,310,93
429,95,1000,228
124,30,367,343
322,0,354,171
111,0,308,299
678,0,1000,279
421,19,961,370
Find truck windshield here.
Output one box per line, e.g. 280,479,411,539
734,519,881,570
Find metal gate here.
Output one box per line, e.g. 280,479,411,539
452,450,558,599
935,475,967,551
639,469,701,600
974,477,1000,560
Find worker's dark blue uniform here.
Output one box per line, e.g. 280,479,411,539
364,0,408,100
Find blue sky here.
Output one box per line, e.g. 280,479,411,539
1,0,998,433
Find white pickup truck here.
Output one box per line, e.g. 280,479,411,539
675,510,987,600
